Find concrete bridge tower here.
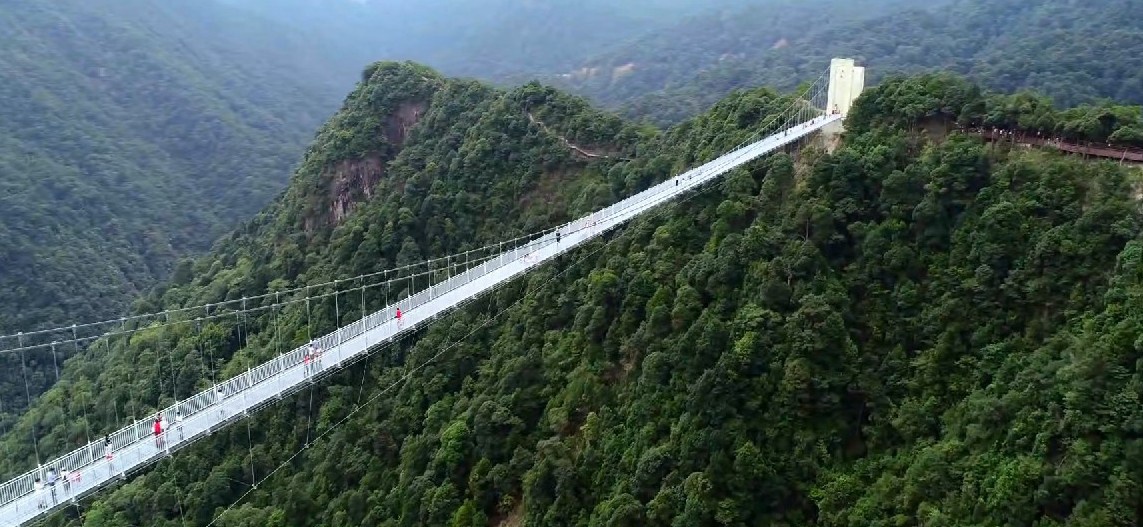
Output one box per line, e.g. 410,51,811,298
826,58,865,118
821,58,864,147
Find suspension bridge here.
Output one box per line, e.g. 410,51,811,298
0,59,864,526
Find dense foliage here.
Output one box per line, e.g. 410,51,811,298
562,0,1143,126
0,0,768,418
0,0,354,407
5,63,1143,527
849,73,1143,149
978,93,1143,147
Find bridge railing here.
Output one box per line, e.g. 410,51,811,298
0,112,840,516
0,226,553,510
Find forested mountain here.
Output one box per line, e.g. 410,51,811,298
0,0,352,408
562,0,1143,125
3,62,1143,526
219,0,752,81
0,0,763,414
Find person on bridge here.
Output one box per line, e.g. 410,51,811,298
153,413,164,449
307,342,321,374
103,435,114,475
45,467,58,505
217,385,228,420
303,346,313,377
175,409,185,441
396,308,403,325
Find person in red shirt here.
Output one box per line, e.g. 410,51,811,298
153,414,164,449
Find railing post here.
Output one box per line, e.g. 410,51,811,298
242,369,250,416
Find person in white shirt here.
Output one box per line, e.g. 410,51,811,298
103,435,114,476
307,343,318,375
216,385,227,419
45,467,58,505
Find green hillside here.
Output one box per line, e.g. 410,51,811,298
5,63,1143,526
0,0,350,406
562,0,1143,125
0,0,768,415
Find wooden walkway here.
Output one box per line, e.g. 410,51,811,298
973,129,1143,163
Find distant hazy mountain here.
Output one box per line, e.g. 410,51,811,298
0,0,350,406
218,0,758,80
556,0,1143,124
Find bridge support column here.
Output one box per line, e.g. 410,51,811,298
826,58,865,118
822,58,865,150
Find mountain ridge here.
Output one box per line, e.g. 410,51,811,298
1,62,1142,526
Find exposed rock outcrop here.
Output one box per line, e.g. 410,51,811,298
326,101,425,227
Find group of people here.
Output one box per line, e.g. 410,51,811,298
32,466,77,509
303,342,324,377
301,308,406,378
152,410,186,450
26,315,422,511
34,409,189,509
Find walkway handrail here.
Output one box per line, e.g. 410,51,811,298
0,112,841,526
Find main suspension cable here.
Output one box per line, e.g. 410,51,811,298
0,228,563,348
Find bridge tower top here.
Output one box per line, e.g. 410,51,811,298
827,58,865,117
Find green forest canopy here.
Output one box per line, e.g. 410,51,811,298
0,63,1140,526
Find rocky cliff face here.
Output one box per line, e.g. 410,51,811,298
327,154,384,225
291,62,442,235
326,101,427,226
